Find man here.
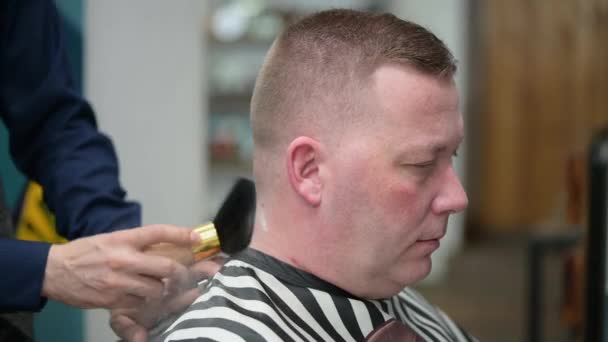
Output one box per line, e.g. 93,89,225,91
159,9,474,341
0,0,216,340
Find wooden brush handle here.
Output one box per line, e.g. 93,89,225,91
144,243,222,265
144,223,221,265
144,243,196,265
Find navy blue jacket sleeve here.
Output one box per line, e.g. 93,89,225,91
0,0,141,311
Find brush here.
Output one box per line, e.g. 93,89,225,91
144,178,255,264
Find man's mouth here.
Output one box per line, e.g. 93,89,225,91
415,238,441,252
415,230,446,252
418,231,446,242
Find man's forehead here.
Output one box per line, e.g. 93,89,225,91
372,65,457,110
368,64,460,124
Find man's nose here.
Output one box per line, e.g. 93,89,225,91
432,166,468,215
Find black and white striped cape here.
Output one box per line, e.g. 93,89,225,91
157,249,476,342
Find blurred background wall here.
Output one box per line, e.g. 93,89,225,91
84,1,208,340
469,0,608,235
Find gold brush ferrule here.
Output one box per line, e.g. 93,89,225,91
191,222,220,254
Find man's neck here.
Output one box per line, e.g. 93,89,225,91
249,224,318,276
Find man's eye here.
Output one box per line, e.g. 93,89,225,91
412,161,435,169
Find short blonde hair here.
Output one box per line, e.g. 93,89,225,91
250,9,456,154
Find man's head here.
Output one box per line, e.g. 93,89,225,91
249,9,467,299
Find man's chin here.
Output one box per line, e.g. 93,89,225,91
370,269,432,299
400,258,433,286
354,258,433,299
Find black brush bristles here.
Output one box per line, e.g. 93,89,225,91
213,178,256,254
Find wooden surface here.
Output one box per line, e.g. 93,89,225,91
471,0,608,233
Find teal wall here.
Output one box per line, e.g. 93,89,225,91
0,124,26,208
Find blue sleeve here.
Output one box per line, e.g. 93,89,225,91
0,239,50,311
0,0,141,310
0,0,141,237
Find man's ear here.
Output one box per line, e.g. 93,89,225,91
286,136,324,207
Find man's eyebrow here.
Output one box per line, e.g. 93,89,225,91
399,137,464,160
431,137,464,154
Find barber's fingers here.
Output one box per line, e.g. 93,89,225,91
112,260,195,302
161,264,198,298
113,224,200,250
110,249,191,281
110,312,148,342
115,294,147,309
107,272,167,303
189,257,225,281
164,287,201,315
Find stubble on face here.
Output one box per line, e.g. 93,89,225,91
316,64,464,298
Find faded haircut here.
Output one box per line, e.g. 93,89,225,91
250,8,456,155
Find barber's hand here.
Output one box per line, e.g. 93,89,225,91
42,224,200,309
109,257,225,342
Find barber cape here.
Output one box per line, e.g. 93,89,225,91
156,248,476,342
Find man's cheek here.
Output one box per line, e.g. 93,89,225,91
387,184,419,212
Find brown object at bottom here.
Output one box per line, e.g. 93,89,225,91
562,154,586,336
365,319,423,342
562,246,585,335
